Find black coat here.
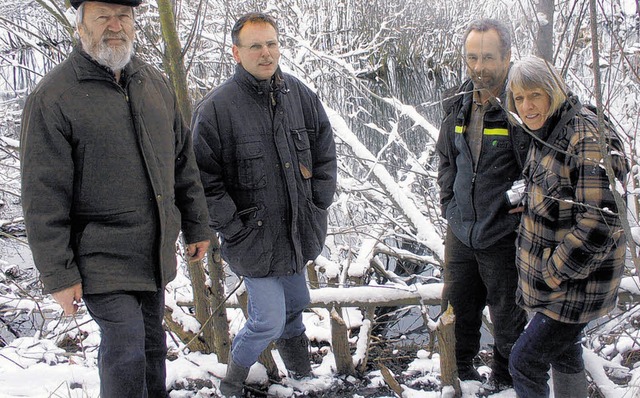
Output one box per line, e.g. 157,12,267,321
20,47,211,294
192,65,337,277
436,79,530,249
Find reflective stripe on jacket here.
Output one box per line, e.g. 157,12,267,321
436,79,529,249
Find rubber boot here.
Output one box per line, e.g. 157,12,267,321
275,333,312,378
219,358,249,398
552,368,588,398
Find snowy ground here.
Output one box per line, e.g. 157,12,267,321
1,260,640,398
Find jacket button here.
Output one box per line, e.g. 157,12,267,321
284,162,291,168
257,220,263,226
156,194,162,200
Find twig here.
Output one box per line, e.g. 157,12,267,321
180,277,244,353
0,352,25,369
378,362,404,397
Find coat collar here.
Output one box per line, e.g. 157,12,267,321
445,77,509,122
535,94,581,142
233,64,287,97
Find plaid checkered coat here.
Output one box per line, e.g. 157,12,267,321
515,96,628,324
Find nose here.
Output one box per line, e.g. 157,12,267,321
260,45,271,57
473,59,483,72
106,16,123,32
522,98,534,110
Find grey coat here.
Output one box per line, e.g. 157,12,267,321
192,65,337,277
20,47,210,294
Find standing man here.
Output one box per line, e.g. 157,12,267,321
20,1,211,397
191,12,337,398
435,19,529,389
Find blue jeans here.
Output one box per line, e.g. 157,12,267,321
232,271,310,368
83,290,168,398
442,227,527,382
509,312,586,398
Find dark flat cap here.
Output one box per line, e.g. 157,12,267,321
71,0,142,10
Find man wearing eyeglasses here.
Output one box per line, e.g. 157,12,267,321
191,12,337,398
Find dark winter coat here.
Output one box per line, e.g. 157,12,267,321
192,65,337,278
436,79,530,249
20,47,211,294
516,96,627,323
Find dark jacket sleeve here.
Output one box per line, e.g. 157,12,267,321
436,102,457,218
20,93,82,294
191,100,245,239
310,96,337,210
172,98,211,244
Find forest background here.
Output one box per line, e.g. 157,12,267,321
0,0,639,397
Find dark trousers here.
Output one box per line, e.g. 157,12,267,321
510,312,586,398
442,226,527,382
83,289,168,398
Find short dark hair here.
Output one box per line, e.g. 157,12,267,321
231,13,279,46
462,19,511,60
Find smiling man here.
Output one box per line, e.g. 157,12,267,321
435,19,530,392
20,1,211,397
191,12,337,398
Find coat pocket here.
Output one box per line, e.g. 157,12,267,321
236,141,266,190
291,128,313,179
529,168,562,222
299,199,328,261
220,206,270,277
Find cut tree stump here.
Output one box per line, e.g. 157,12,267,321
437,304,461,397
330,306,356,376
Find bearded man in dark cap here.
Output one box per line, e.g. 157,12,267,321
20,1,211,397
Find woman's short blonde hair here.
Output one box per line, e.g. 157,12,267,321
507,56,567,121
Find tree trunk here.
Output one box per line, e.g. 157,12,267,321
535,0,554,62
330,306,356,376
207,234,231,363
156,0,192,121
157,0,228,356
588,0,640,275
187,257,215,353
437,304,461,397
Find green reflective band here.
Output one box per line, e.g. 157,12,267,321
484,128,509,136
455,125,465,133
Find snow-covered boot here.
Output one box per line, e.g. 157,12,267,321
275,333,312,378
219,358,249,398
552,368,588,398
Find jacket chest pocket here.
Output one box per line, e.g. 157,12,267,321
236,141,266,190
529,166,564,222
291,128,313,179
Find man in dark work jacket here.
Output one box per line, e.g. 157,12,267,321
20,1,210,397
192,12,337,398
436,18,529,391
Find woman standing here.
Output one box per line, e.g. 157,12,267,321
506,56,628,398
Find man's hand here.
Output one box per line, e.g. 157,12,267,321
186,240,210,263
51,283,83,316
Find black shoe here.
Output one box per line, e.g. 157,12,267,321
458,365,483,382
478,376,512,396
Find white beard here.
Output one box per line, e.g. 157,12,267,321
81,30,134,72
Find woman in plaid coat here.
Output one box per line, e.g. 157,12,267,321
505,56,628,398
